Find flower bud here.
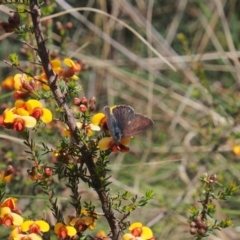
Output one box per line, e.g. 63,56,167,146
190,227,197,235
80,97,88,105
89,96,96,112
29,79,37,90
8,12,20,27
56,21,63,30
190,221,196,227
45,167,53,176
13,91,30,99
74,97,81,105
209,174,217,182
198,227,207,235
79,104,87,113
3,166,13,177
22,81,34,92
66,22,73,29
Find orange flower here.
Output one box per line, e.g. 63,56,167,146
0,197,18,210
126,222,153,240
69,216,96,232
12,99,52,123
13,73,37,94
54,222,77,239
123,233,143,240
98,136,131,153
36,73,50,91
0,166,14,183
37,59,62,90
96,230,111,240
0,207,23,227
2,76,14,90
13,233,42,240
14,74,27,91
67,209,98,233
0,109,36,132
59,58,81,80
0,198,21,216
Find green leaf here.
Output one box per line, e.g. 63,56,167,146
8,53,19,67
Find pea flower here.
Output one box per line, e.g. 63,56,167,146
13,233,42,240
64,121,100,137
0,207,23,227
54,222,77,239
0,197,18,210
0,109,36,132
12,99,52,123
68,209,98,233
96,230,111,239
123,222,154,240
1,76,14,90
37,59,62,90
9,226,22,240
0,165,14,183
59,58,81,80
21,220,50,234
233,145,240,156
14,74,33,92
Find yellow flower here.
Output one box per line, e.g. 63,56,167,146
64,122,100,137
127,222,153,240
123,233,144,240
14,233,42,240
59,58,81,80
54,222,77,239
0,166,14,183
98,136,131,152
50,59,62,73
25,99,52,123
9,226,22,240
67,209,98,233
2,76,14,90
21,220,50,234
13,74,31,91
0,108,36,132
0,207,23,227
233,145,240,156
11,99,52,123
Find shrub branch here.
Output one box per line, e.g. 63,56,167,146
29,0,121,238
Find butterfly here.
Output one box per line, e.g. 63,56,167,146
103,105,153,151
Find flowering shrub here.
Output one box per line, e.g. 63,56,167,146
0,1,155,239
0,1,237,240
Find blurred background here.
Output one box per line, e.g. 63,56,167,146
1,0,240,239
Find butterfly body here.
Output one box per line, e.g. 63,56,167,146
103,105,153,147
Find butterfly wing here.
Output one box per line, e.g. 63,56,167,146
104,105,153,141
104,105,135,142
121,113,154,138
112,105,153,138
103,106,117,135
111,105,136,133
